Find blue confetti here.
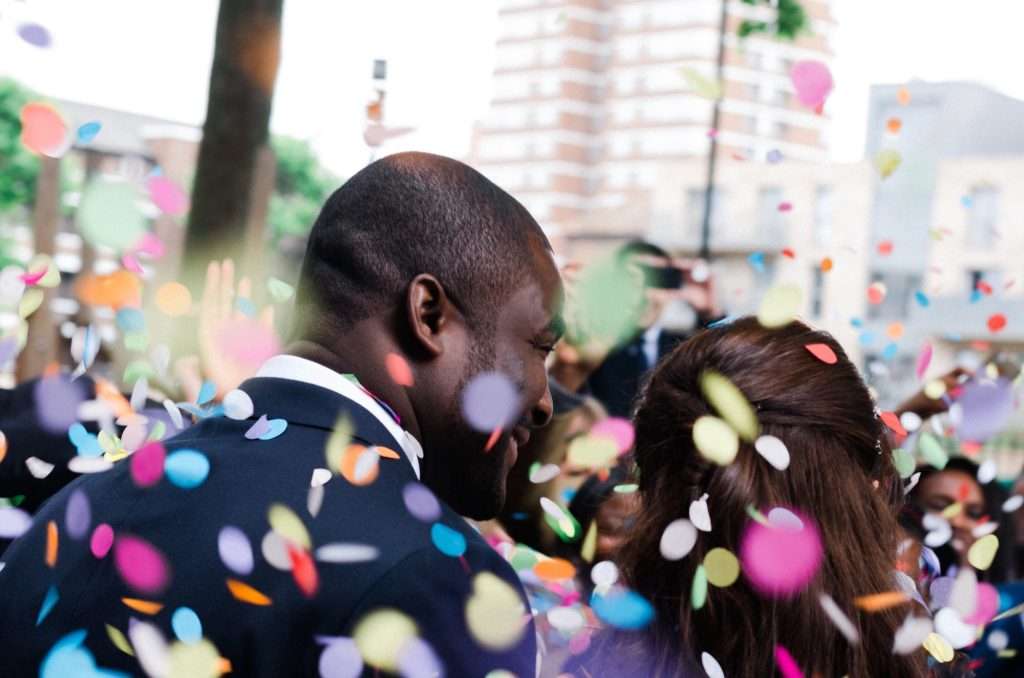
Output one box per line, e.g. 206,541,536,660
164,449,210,489
76,121,102,143
591,588,653,630
961,195,973,209
37,586,59,625
172,607,203,644
707,315,738,329
115,308,145,333
969,290,982,304
850,317,863,328
747,251,765,273
40,629,130,678
858,331,875,347
882,342,899,361
235,297,257,317
197,380,216,406
430,522,467,557
914,290,930,308
766,149,784,164
68,423,102,457
258,418,288,441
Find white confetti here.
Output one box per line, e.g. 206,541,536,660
68,456,113,474
819,593,860,644
223,389,254,421
1002,495,1024,513
987,629,1009,651
307,485,324,518
590,560,619,588
547,606,585,633
892,615,933,655
529,463,561,484
754,435,790,470
129,620,169,678
261,531,292,571
659,518,698,560
26,456,55,479
934,607,976,649
701,651,725,678
767,507,804,532
0,507,32,539
689,494,711,532
311,468,332,488
977,459,997,485
163,399,184,430
130,377,148,413
923,513,952,548
316,543,380,564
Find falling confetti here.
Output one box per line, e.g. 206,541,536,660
78,179,148,250
402,482,442,522
222,389,254,420
218,526,254,576
741,510,822,597
171,607,203,644
155,282,192,317
590,417,635,452
967,534,999,570
789,60,833,109
64,489,91,540
680,67,722,99
164,449,210,489
693,416,739,465
226,578,271,606
774,644,804,678
268,503,311,550
659,518,698,560
689,494,712,532
987,313,1007,333
819,593,860,644
854,591,910,612
20,102,67,156
700,370,758,441
886,117,902,134
804,343,837,364
353,609,418,671
90,523,114,558
875,149,902,179
114,535,170,594
591,588,654,630
76,121,102,143
385,352,414,387
754,435,790,470
704,547,740,587
461,371,519,432
701,652,725,678
430,522,467,557
757,283,802,328
145,176,189,215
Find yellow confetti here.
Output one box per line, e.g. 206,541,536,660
941,502,963,520
106,624,135,656
465,572,527,651
680,67,722,100
923,632,954,663
700,370,759,441
566,434,619,470
325,416,354,473
226,579,272,606
155,282,192,317
169,638,222,678
967,534,999,571
692,416,739,465
18,288,44,319
267,503,311,550
924,379,947,400
875,149,902,179
757,283,802,328
122,597,164,615
353,609,418,671
581,520,597,563
703,548,740,587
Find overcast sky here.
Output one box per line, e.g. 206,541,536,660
3,0,1023,178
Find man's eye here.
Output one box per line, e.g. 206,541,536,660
533,341,556,355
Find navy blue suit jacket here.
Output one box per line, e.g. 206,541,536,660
0,377,536,677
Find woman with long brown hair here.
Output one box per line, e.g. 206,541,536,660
569,317,930,677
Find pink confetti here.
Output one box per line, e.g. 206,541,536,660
915,342,933,380
121,252,144,273
130,441,166,488
114,535,170,594
134,232,166,259
19,268,47,286
590,417,635,453
774,645,804,678
965,582,999,625
90,523,114,558
790,60,833,109
804,343,837,365
146,176,189,215
777,202,793,212
740,510,823,597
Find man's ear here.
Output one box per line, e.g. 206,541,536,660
405,274,458,357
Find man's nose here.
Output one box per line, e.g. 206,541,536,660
530,383,553,429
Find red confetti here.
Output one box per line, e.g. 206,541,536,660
484,426,502,453
961,441,982,457
287,545,319,598
977,281,993,296
804,343,837,364
867,283,886,305
880,411,906,437
987,314,1007,333
877,241,893,256
781,248,796,259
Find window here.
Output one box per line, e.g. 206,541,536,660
867,272,922,321
966,185,999,249
686,187,728,236
756,186,785,237
813,186,833,247
810,267,825,318
967,270,1003,295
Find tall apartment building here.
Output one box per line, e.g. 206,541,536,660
468,0,836,254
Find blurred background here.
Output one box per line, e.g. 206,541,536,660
3,0,1024,475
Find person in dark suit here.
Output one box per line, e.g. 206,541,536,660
0,152,563,677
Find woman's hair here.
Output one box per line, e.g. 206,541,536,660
616,317,927,677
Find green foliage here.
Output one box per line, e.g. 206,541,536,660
269,135,338,239
738,0,809,41
0,78,39,218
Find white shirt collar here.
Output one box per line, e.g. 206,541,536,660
254,354,422,478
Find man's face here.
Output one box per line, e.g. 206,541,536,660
917,470,986,557
423,242,563,520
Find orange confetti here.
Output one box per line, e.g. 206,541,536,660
781,248,796,259
987,313,1007,333
876,240,893,256
217,658,233,674
0,430,6,464
533,557,576,582
969,340,991,352
75,270,142,309
94,377,134,420
339,444,379,486
20,102,67,156
121,597,164,615
854,591,909,611
804,343,837,364
886,117,902,134
961,441,982,457
484,427,502,453
155,282,192,317
820,257,833,272
45,520,58,567
226,578,272,606
886,322,905,340
880,411,907,438
897,87,911,106
385,352,414,387
374,446,401,460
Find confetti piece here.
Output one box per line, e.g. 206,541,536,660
155,282,192,317
130,441,166,488
819,593,860,644
462,371,519,432
680,67,722,99
757,283,802,328
339,444,379,485
315,543,380,564
403,482,442,522
774,644,804,678
964,582,999,625
106,624,135,656
129,620,170,678
75,270,143,308
590,417,635,452
20,102,66,156
430,522,467,557
767,149,783,163
877,240,893,255
987,313,1007,333
222,389,254,420
354,609,418,671
78,179,147,250
529,462,561,484
804,343,837,365
879,411,906,437
385,352,414,387
692,565,708,609
692,415,739,465
918,432,948,470
566,434,619,470
915,342,933,380
216,526,254,576
168,637,221,676
892,615,932,655
0,507,32,539
689,494,712,532
37,586,59,625
893,448,915,479
65,489,90,540
591,560,619,588
897,87,912,106
657,518,699,562
789,60,833,109
319,638,363,678
704,548,740,587
934,607,975,649
122,597,163,614
288,544,319,598
781,248,796,259
778,201,792,212
534,557,576,581
753,434,790,471
886,322,904,340
17,22,52,47
1003,495,1024,513
820,256,832,272
90,523,114,558
145,176,189,215
591,588,654,630
114,535,170,594
701,651,725,678
875,149,902,179
922,632,953,662
741,511,822,597
854,591,909,612
580,520,597,562
77,121,101,143
227,578,272,605
26,455,55,479
0,430,6,463
700,370,758,441
967,534,998,570
886,117,902,134
45,520,58,567
268,503,311,549
747,251,765,273
164,449,210,489
267,277,294,303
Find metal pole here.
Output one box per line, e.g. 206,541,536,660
699,0,729,260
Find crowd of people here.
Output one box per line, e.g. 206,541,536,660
1,152,1023,677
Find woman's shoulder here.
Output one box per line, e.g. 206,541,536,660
560,629,699,678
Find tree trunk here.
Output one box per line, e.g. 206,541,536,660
181,0,283,290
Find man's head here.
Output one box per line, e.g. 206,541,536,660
614,240,678,331
293,152,563,519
